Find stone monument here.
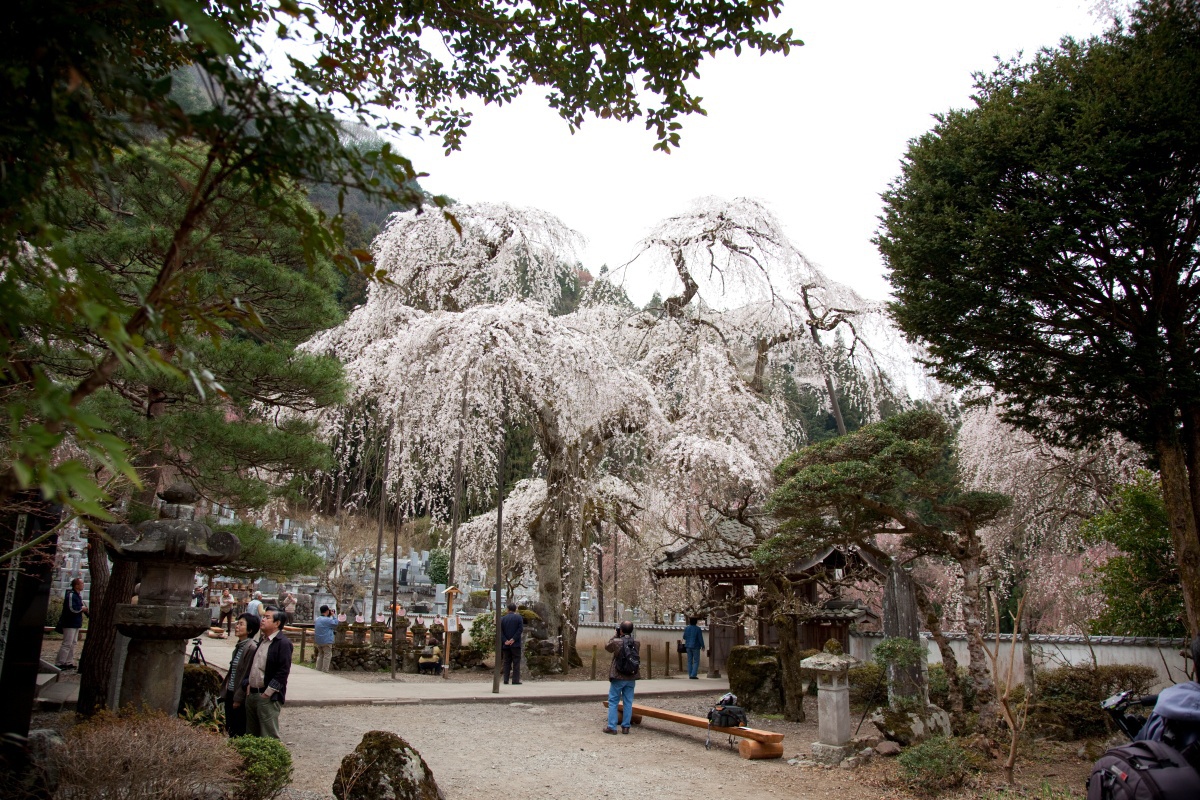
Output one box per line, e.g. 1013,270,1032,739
108,483,239,714
800,643,861,765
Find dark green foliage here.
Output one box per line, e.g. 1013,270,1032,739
928,664,976,712
45,596,62,628
468,590,491,609
849,662,888,710
1085,473,1186,638
897,736,970,794
469,613,496,651
877,0,1200,631
333,730,440,800
763,410,1010,564
1028,664,1158,740
178,664,223,716
230,735,293,800
427,549,450,586
219,521,324,582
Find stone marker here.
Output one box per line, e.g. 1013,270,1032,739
799,645,861,765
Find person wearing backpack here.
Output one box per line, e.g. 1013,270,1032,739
604,620,641,735
1134,636,1200,752
1088,636,1200,799
418,634,442,675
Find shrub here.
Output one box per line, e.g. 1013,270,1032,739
468,589,490,609
849,662,888,709
928,663,977,711
178,663,224,715
518,608,541,623
229,735,293,800
469,612,496,651
1028,663,1158,740
45,595,63,628
57,710,234,800
897,736,970,794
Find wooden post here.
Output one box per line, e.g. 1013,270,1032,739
591,645,597,680
299,628,306,663
370,422,393,621
492,420,506,695
647,644,652,680
664,641,670,677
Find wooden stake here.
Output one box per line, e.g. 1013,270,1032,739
591,645,597,681
492,419,506,695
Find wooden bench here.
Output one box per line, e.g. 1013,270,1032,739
605,701,784,759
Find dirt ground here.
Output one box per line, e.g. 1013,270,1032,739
278,694,1093,800
36,636,1094,799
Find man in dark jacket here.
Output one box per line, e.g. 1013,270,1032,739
604,620,641,735
500,602,524,685
55,578,88,669
244,609,293,738
683,617,705,679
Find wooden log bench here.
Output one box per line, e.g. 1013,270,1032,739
605,701,784,760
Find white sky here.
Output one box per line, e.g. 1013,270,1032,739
400,1,1110,303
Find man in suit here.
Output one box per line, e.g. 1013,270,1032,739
500,602,524,685
244,609,292,738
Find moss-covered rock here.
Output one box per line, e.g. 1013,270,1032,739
727,645,782,714
869,704,951,746
178,664,223,714
333,730,443,800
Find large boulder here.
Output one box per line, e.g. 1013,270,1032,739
727,645,783,714
869,704,951,746
333,731,443,800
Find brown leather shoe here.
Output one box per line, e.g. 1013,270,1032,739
603,727,618,735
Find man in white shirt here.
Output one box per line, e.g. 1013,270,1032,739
246,590,264,618
244,609,292,738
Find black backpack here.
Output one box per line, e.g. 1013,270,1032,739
613,635,640,675
707,704,748,728
1087,740,1200,799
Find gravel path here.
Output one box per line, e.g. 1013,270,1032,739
284,696,905,800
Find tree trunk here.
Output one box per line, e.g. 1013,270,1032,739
1158,434,1200,636
959,548,997,729
77,535,136,718
763,578,811,724
914,582,964,721
1022,623,1036,700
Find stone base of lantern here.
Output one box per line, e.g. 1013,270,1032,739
810,742,855,765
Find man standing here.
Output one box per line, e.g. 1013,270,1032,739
246,590,264,619
604,620,641,735
314,604,337,672
55,578,88,669
500,602,524,685
244,609,292,738
683,617,705,679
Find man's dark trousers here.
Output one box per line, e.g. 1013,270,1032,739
502,645,521,684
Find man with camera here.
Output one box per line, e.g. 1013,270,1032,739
604,620,641,735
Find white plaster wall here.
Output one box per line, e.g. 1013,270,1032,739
850,633,1191,691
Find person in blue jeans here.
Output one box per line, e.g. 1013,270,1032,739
604,620,641,735
313,604,337,672
683,617,705,679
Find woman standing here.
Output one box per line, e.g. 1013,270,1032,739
223,613,260,736
218,589,236,634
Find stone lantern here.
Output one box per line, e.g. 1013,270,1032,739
107,483,239,714
800,646,861,765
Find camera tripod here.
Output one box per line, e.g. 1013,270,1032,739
187,637,208,666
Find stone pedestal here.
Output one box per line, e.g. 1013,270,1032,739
107,483,239,715
800,648,861,766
